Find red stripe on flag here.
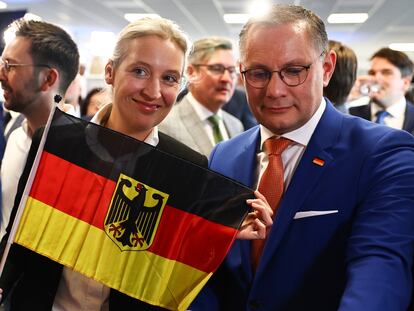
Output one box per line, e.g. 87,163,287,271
150,206,238,273
30,151,114,229
30,151,237,272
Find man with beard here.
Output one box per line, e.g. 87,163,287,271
159,37,243,156
0,18,79,238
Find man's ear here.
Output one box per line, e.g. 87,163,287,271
40,68,58,91
238,62,246,87
105,60,115,85
186,64,195,77
322,50,337,87
402,75,412,93
186,64,201,85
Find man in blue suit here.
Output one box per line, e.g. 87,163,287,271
193,4,414,311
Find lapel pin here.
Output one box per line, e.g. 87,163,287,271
312,157,325,167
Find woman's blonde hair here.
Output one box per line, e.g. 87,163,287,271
111,17,189,68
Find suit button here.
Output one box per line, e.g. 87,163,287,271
249,299,263,310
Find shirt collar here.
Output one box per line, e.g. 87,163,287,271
91,103,159,147
21,118,29,135
186,92,224,121
371,97,406,118
259,97,326,150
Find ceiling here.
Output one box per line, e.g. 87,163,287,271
2,0,414,72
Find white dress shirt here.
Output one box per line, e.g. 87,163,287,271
53,103,159,311
370,97,406,130
255,98,326,190
4,110,23,138
0,120,32,239
187,92,230,145
1,105,77,239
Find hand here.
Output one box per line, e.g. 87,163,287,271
348,75,378,101
236,191,273,240
0,287,3,301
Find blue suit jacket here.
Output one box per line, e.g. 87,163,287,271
193,100,414,311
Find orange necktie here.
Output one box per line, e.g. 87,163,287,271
251,137,291,270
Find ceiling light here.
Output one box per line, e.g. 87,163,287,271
3,28,16,45
223,14,250,24
389,43,414,52
124,13,160,22
327,13,369,24
248,1,271,18
90,31,116,57
24,13,42,21
0,1,7,9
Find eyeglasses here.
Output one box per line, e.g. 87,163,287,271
0,58,51,73
193,63,237,79
241,52,326,89
241,64,312,88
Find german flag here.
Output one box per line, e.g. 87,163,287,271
14,108,251,311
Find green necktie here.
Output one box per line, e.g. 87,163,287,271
207,115,224,144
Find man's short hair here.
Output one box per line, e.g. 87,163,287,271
8,19,79,94
371,47,414,78
239,4,328,62
188,37,233,65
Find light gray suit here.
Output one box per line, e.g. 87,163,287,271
159,94,244,156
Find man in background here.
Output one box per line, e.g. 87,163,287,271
223,87,257,130
159,36,243,156
349,47,414,134
0,18,79,238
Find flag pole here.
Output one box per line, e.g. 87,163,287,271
0,104,58,276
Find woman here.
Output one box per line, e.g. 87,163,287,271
95,18,271,241
0,17,272,310
80,87,111,120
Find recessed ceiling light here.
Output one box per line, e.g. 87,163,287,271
124,13,160,22
327,13,369,24
4,28,16,45
224,0,271,24
90,31,116,57
248,0,271,17
389,43,414,52
223,14,250,24
24,13,42,21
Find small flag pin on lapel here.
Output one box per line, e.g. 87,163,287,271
312,157,325,166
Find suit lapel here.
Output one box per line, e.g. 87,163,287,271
222,111,239,138
403,100,414,134
178,97,214,155
350,104,371,121
228,127,260,186
361,104,372,121
255,101,343,277
231,128,261,280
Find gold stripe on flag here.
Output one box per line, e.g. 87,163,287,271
16,197,210,311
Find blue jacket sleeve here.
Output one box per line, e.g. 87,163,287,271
339,129,414,310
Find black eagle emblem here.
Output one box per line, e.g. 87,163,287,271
105,176,167,250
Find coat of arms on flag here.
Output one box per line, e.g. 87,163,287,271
105,174,168,251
